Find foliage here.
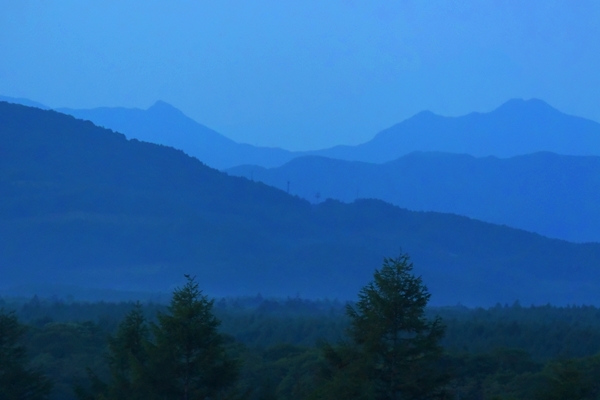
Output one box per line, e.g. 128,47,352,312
438,303,600,360
105,303,149,399
313,255,449,400
0,308,52,400
147,276,239,399
74,304,151,400
6,293,600,399
76,276,238,400
536,355,600,400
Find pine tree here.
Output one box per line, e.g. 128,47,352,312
313,255,449,400
75,304,150,400
76,278,239,400
106,303,151,400
0,309,53,400
147,276,239,400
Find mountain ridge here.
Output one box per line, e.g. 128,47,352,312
310,98,600,163
4,95,600,169
2,101,600,305
226,151,600,243
56,102,294,169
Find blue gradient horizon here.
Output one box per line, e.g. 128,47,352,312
1,1,598,151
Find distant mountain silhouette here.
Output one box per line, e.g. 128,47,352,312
307,98,600,162
6,95,600,169
57,101,295,169
2,101,600,305
0,95,50,110
227,152,600,243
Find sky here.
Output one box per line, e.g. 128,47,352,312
1,1,599,151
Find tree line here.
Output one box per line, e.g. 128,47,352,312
3,255,600,399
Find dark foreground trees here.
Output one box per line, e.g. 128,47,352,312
0,309,52,400
148,277,239,399
312,255,449,400
536,356,600,400
77,276,238,400
76,304,150,400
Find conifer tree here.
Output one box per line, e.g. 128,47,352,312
0,309,53,400
75,304,150,400
106,303,151,400
77,278,238,400
313,255,449,400
147,276,239,400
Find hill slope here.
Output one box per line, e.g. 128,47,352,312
227,152,600,243
2,101,600,305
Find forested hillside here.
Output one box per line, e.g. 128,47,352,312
227,151,600,242
2,101,600,305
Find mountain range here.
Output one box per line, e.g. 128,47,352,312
5,95,599,170
0,95,50,111
227,152,600,243
2,101,600,305
61,98,600,167
307,98,600,163
57,101,294,170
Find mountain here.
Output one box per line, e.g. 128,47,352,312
8,96,600,169
226,152,600,243
308,99,600,163
0,95,50,110
57,101,295,169
2,101,600,306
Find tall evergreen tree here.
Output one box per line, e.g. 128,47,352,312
75,304,150,400
107,303,151,400
313,255,449,400
106,303,150,399
147,276,239,400
77,278,238,400
0,309,53,400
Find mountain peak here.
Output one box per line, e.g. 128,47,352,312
147,100,181,114
494,98,559,115
0,95,50,110
145,100,191,121
412,110,437,118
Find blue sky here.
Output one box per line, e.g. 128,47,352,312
1,1,599,150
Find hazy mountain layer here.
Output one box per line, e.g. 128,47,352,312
57,101,295,169
227,152,600,243
0,95,50,110
59,98,600,169
309,99,600,163
5,95,600,169
2,101,600,305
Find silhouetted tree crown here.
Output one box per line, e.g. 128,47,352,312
313,255,448,400
76,277,238,400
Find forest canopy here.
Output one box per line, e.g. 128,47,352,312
3,256,600,399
